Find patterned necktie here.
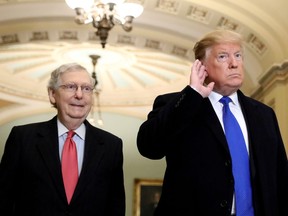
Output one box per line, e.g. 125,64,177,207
219,96,254,216
61,130,78,204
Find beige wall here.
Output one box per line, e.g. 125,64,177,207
251,62,288,153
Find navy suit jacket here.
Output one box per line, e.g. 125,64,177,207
137,86,288,216
0,116,125,216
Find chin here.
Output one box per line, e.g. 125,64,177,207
69,113,87,119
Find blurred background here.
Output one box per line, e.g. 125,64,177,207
0,1,287,215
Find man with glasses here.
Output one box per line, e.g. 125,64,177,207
0,63,125,216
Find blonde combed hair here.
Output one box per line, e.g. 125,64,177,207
193,29,244,61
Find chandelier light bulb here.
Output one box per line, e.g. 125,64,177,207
65,0,94,10
65,0,143,48
117,3,144,18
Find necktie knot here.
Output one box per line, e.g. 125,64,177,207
67,130,75,139
219,96,232,106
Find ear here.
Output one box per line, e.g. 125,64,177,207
201,59,207,68
48,88,56,105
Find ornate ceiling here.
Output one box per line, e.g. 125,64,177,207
0,0,287,125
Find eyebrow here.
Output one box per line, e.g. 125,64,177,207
63,82,93,86
217,50,242,54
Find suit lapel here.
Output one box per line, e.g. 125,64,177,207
36,117,67,202
237,91,259,147
237,91,260,179
202,98,230,154
34,118,108,204
72,121,105,201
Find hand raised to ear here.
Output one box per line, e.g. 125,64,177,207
189,59,214,98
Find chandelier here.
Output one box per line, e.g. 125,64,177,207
65,0,144,48
89,54,103,126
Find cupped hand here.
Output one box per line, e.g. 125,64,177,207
189,59,214,98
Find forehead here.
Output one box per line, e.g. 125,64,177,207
60,70,92,83
211,43,242,53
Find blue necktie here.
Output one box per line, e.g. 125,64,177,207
220,96,254,216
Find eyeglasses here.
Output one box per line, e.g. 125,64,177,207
58,83,94,94
216,52,243,63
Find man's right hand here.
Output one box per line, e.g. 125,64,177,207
189,59,214,98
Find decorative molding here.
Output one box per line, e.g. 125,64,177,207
145,39,160,49
217,17,240,31
59,31,78,40
246,33,267,56
171,46,188,58
156,0,180,14
186,5,211,24
0,84,48,101
30,31,49,41
259,61,288,85
117,35,135,45
0,34,19,45
251,61,288,99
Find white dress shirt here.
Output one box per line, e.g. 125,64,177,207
57,119,86,175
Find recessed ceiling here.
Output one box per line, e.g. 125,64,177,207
0,0,287,124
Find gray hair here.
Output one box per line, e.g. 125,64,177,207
47,63,95,108
47,63,95,90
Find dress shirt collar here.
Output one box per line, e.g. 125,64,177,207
57,118,86,140
209,91,240,107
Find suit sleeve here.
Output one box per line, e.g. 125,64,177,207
137,86,203,159
0,127,21,215
272,111,288,215
107,137,126,216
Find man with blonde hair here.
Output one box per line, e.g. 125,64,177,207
137,30,288,216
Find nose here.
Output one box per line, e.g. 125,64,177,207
229,56,239,68
74,86,83,99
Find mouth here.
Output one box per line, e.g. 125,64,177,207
229,73,241,77
70,104,85,108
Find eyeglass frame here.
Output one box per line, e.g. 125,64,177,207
57,83,94,94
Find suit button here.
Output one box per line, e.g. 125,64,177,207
220,200,228,207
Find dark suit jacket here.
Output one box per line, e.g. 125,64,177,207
0,116,125,216
137,86,288,216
